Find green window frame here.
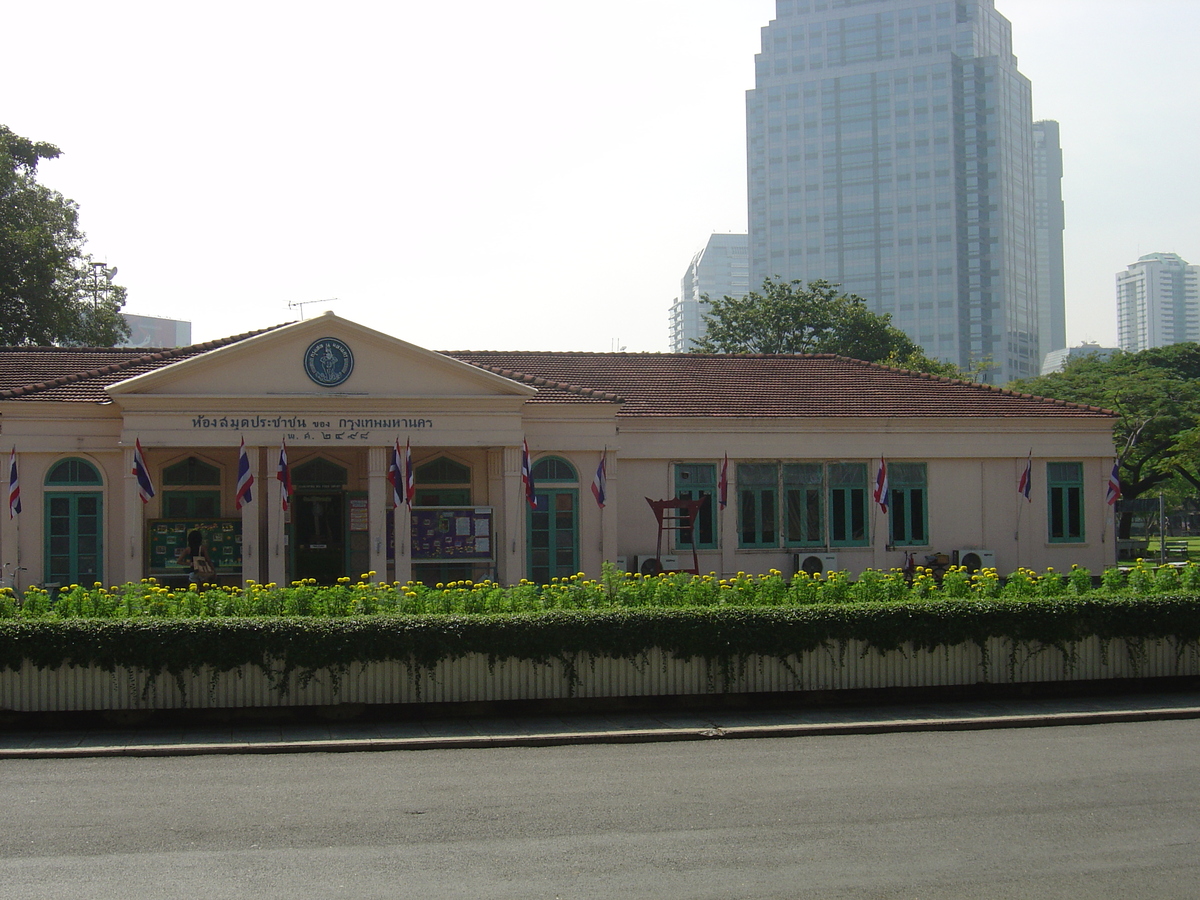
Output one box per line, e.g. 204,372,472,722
528,457,579,584
43,458,104,586
828,463,869,547
783,463,823,547
888,462,928,546
738,464,778,548
674,463,717,549
163,456,220,486
414,455,471,506
1047,462,1084,543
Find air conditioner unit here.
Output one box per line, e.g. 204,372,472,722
614,556,628,573
659,555,680,570
957,549,996,572
794,553,839,575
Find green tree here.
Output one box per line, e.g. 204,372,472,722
1011,343,1200,538
0,125,129,346
693,278,961,377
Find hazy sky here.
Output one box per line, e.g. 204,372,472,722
4,1,1197,353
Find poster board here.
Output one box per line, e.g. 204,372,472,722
410,507,494,561
148,519,243,573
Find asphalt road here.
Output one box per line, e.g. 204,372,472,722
2,718,1198,899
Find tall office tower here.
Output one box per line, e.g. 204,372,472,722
1032,120,1066,364
669,233,750,352
1116,252,1200,353
746,0,1040,382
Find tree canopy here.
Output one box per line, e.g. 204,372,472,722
0,125,128,346
1011,344,1200,537
692,278,960,377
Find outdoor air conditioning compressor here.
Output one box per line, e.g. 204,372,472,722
956,549,996,572
793,553,839,575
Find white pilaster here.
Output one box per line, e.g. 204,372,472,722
367,446,388,581
499,445,524,584
123,445,151,585
267,459,287,587
240,446,262,587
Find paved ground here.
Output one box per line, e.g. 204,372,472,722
3,689,1199,758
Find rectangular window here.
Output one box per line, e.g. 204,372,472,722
1047,462,1084,542
783,463,823,546
888,462,927,546
828,463,869,546
674,464,717,549
738,464,778,548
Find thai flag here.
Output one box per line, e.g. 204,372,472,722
405,439,415,506
1018,452,1032,502
277,441,293,512
7,447,20,519
718,453,728,510
387,439,404,509
521,439,536,508
1107,462,1122,506
132,439,155,503
873,457,889,513
591,454,607,508
235,438,254,510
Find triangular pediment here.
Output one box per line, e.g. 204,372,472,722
105,313,538,402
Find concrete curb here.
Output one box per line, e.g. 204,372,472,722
4,705,1199,760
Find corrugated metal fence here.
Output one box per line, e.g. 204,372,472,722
2,637,1198,712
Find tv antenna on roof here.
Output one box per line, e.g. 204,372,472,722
287,298,336,320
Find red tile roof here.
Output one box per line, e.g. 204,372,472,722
0,327,284,402
0,335,1113,419
446,351,1115,419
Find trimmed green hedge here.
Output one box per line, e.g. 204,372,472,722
3,595,1199,698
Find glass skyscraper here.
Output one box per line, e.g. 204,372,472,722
669,233,750,352
746,0,1041,382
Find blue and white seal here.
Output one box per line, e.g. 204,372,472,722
303,338,354,387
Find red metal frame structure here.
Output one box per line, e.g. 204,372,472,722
644,497,706,575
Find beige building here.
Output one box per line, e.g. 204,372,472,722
0,313,1117,590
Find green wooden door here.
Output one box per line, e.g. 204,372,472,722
528,489,578,585
45,492,102,586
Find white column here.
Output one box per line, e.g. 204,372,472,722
367,446,388,582
267,456,287,587
498,445,524,584
601,453,618,568
123,445,146,585
240,446,262,587
393,504,412,585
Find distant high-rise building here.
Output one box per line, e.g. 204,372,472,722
669,233,749,352
1033,120,1066,365
1116,252,1200,353
746,0,1041,383
120,314,192,348
1040,342,1118,376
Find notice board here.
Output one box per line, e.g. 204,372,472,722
410,507,494,561
148,519,243,573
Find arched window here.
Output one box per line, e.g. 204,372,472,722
162,456,222,518
415,457,470,485
44,458,103,585
45,458,102,486
292,458,348,487
531,457,577,482
163,457,220,486
414,456,471,506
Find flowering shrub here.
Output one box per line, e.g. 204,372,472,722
0,559,1192,621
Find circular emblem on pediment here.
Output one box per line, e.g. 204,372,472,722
304,338,354,387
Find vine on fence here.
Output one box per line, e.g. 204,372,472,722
0,560,1199,698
